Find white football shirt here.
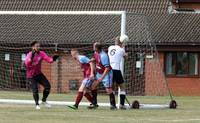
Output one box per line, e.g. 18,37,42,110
108,45,125,70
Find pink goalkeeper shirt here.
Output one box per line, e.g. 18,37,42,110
25,51,53,78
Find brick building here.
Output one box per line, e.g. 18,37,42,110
0,0,200,96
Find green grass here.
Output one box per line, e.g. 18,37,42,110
0,91,200,123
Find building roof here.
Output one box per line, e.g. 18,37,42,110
0,0,169,14
0,0,199,46
149,14,200,45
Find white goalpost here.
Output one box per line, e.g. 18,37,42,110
0,11,127,108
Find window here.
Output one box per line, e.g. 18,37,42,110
166,53,176,75
165,52,198,76
21,54,26,70
5,54,10,61
176,52,188,75
189,53,198,75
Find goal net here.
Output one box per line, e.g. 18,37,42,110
0,11,176,109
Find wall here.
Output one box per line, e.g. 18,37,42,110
167,77,200,96
41,53,83,93
145,53,168,96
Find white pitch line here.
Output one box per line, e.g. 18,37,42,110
0,99,109,107
0,99,173,109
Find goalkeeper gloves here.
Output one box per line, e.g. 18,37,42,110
53,55,59,61
31,50,36,61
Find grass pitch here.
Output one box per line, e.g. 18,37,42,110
0,91,200,123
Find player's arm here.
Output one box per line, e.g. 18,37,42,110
97,54,110,82
25,52,34,66
98,67,110,82
122,48,128,58
89,61,95,79
80,56,95,79
90,57,95,62
124,53,128,58
41,51,59,63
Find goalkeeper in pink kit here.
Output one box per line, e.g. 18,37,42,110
25,41,59,110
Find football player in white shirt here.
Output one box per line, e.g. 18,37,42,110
108,36,127,109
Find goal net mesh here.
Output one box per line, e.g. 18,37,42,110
0,12,172,107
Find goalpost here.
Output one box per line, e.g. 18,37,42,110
0,11,177,109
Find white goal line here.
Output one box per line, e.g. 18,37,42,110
0,99,108,107
0,99,170,109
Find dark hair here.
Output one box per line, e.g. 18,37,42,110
31,41,39,47
94,42,102,51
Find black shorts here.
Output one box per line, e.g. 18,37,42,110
112,70,124,84
27,73,51,93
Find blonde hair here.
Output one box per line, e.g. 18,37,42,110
71,48,78,52
115,36,122,45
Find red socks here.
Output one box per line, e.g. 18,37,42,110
91,90,98,105
75,91,95,107
75,92,83,106
84,93,93,103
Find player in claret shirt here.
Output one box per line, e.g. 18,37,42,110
67,48,95,110
89,42,117,110
25,41,59,110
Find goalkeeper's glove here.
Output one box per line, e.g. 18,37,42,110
31,50,36,61
53,55,59,61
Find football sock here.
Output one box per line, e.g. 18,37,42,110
84,92,93,103
109,92,116,107
91,90,98,105
120,91,126,106
75,92,84,107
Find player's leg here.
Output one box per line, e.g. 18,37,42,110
106,87,116,110
28,78,40,109
115,70,126,109
90,74,101,107
112,70,117,102
68,82,85,109
118,83,126,109
68,79,93,109
84,89,93,104
37,74,51,107
83,79,93,103
103,71,117,110
87,78,100,109
112,70,117,91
